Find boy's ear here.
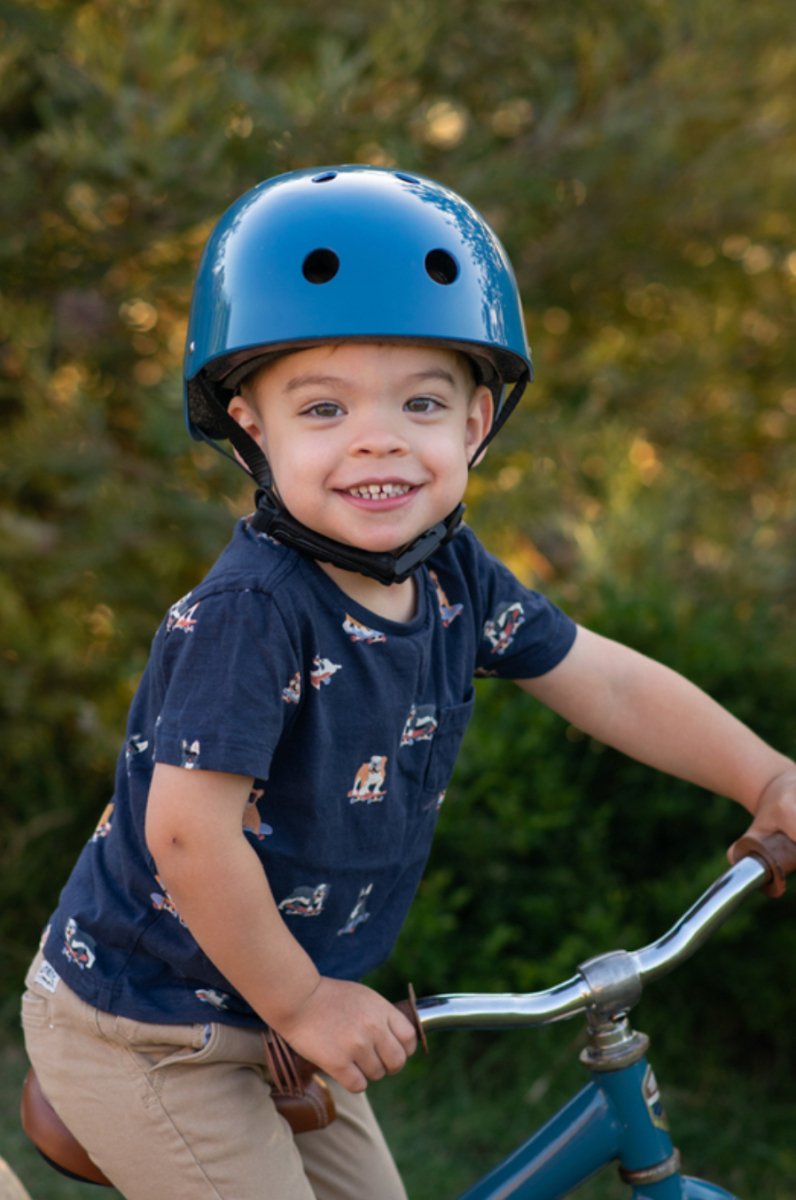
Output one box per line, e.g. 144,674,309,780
227,395,266,471
465,385,494,466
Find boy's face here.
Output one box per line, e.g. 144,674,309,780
228,342,493,557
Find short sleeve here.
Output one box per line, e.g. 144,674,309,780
152,586,301,780
469,537,577,679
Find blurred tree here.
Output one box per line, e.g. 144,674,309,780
1,0,795,1040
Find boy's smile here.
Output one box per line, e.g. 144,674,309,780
228,342,493,563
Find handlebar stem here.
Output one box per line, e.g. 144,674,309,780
577,950,643,1021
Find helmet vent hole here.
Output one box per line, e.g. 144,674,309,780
395,172,420,184
311,172,338,183
425,249,459,285
302,248,340,284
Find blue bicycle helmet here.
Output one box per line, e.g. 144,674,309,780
184,165,532,583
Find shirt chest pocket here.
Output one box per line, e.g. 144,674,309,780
420,695,475,794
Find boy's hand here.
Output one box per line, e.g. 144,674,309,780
728,766,796,863
272,976,417,1093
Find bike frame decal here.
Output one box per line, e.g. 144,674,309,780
642,1064,669,1132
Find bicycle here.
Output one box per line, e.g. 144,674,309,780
19,830,795,1197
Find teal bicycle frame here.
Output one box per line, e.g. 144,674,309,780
458,1060,729,1200
414,843,789,1199
455,1056,734,1199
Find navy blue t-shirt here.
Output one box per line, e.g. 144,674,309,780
41,520,577,1027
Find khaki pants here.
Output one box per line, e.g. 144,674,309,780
21,954,406,1200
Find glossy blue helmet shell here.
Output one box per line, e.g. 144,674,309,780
184,165,531,441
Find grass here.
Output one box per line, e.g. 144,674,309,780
3,1019,795,1199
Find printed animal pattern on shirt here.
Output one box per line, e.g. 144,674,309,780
278,883,329,917
243,787,273,840
91,802,114,842
282,672,302,704
150,875,186,924
254,530,283,547
310,655,342,689
126,734,150,766
400,704,438,746
62,917,96,971
423,790,447,813
343,614,387,644
347,756,388,804
338,884,373,935
167,593,200,634
181,738,201,769
483,600,526,655
196,987,232,1011
429,570,464,627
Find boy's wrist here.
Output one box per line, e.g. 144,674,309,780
753,764,796,817
257,961,323,1032
727,763,796,866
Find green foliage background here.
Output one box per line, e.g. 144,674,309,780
2,0,796,1076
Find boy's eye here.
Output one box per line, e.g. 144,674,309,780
405,395,443,414
305,401,342,418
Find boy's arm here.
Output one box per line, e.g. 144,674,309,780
517,626,796,845
145,763,416,1092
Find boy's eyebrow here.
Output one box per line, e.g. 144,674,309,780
284,373,348,392
283,368,457,392
406,368,457,386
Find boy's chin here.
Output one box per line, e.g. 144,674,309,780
322,523,421,556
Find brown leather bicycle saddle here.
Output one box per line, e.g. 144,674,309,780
20,1067,112,1186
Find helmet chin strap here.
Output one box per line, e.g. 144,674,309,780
250,488,465,586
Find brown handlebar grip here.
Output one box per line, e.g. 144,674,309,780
733,831,796,898
395,983,429,1055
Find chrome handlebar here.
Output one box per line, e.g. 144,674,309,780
415,852,770,1033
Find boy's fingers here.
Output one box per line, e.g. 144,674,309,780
376,1030,411,1075
396,1022,417,1056
390,1002,419,1048
335,1063,369,1093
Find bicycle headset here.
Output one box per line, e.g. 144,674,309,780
184,164,533,585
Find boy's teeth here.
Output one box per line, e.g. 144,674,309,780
349,483,410,499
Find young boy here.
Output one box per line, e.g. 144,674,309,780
22,166,796,1200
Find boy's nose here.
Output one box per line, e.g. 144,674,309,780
348,415,409,457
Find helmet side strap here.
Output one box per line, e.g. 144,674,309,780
193,374,274,490
468,372,530,466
